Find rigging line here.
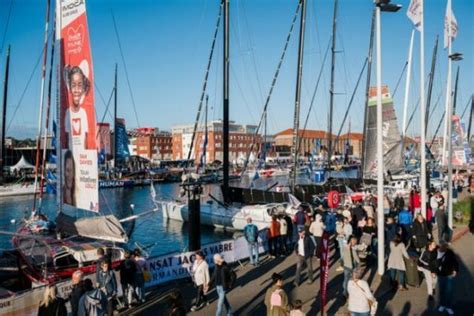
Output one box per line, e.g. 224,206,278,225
96,87,115,138
428,91,443,123
461,95,473,119
111,11,140,128
230,65,257,124
392,61,408,98
186,2,223,163
6,31,53,133
334,57,368,144
0,0,13,55
240,1,301,178
298,38,331,153
404,72,430,135
95,81,114,121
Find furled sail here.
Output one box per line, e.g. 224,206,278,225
363,86,404,178
115,118,131,162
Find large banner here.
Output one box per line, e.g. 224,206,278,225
450,115,472,166
57,0,99,211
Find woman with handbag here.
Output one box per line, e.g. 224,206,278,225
347,268,377,316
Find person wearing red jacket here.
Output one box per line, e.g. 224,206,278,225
268,215,281,258
413,190,421,215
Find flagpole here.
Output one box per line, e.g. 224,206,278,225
442,0,452,165
402,30,415,138
420,0,427,219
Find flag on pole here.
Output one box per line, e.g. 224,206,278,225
444,0,458,48
407,0,422,31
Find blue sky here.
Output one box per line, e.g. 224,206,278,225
0,0,472,139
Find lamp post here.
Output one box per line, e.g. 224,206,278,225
181,173,203,251
374,0,401,276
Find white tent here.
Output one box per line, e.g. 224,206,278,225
9,155,35,172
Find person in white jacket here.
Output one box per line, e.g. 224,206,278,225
190,251,210,311
347,268,376,316
309,213,325,257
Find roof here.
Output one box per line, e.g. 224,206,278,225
10,155,35,171
339,132,363,141
274,128,333,139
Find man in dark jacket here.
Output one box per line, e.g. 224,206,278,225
394,192,405,211
118,250,136,308
97,261,117,316
294,226,315,286
207,254,235,316
69,270,85,316
412,214,430,251
417,241,437,300
436,205,449,242
436,241,459,315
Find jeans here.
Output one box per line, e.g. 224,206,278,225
351,312,370,316
336,236,346,265
438,275,454,308
247,242,259,264
215,285,233,316
343,267,353,296
390,269,406,287
295,255,313,285
280,234,288,254
418,267,436,296
268,236,279,256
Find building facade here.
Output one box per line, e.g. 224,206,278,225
172,120,261,163
273,128,333,157
130,128,173,162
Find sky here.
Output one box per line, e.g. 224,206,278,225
0,0,472,140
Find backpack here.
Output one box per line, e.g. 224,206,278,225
270,289,283,309
245,224,258,243
324,212,336,233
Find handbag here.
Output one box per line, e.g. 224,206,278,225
354,280,378,315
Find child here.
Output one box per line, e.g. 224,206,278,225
290,299,305,316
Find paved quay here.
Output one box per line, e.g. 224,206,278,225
133,226,473,316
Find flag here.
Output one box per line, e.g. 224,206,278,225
444,0,458,49
407,0,422,31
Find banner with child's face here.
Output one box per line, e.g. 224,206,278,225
57,0,99,212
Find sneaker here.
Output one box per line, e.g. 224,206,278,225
438,306,445,312
190,306,198,312
446,308,454,315
335,266,344,272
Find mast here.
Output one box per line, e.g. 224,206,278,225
447,66,459,230
419,0,427,219
442,0,453,165
291,0,307,191
327,0,338,167
0,45,10,184
425,35,439,136
203,94,208,169
402,30,414,138
361,9,375,179
452,67,459,114
113,63,118,167
468,94,473,144
38,20,56,208
33,0,52,211
222,0,229,202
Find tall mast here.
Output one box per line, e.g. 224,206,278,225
468,94,473,144
204,94,208,168
425,36,439,136
419,0,427,219
442,0,453,165
402,30,415,138
327,0,338,167
447,65,459,230
222,0,230,202
0,45,10,184
291,0,307,191
361,9,376,179
452,67,459,114
113,63,118,167
33,0,52,211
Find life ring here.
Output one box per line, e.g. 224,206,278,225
328,190,340,209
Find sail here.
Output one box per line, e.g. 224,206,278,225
115,118,130,162
56,211,128,243
363,86,404,178
57,0,99,212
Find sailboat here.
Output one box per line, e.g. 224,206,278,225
9,0,127,286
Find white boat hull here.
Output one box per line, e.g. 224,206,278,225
0,184,43,198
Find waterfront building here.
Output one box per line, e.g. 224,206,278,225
130,127,173,162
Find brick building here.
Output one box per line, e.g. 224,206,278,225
130,128,172,162
273,128,333,156
172,120,261,163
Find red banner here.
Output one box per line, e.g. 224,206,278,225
319,231,330,315
57,0,99,211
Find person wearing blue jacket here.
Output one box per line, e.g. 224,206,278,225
398,208,413,244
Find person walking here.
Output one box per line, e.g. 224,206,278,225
436,205,449,242
97,261,117,316
436,240,459,315
398,208,413,244
293,227,315,286
417,241,438,300
309,213,325,258
412,214,430,252
264,273,289,316
394,192,405,211
279,215,288,255
133,249,147,303
268,216,281,258
347,268,377,316
342,236,360,298
38,285,67,316
243,217,259,265
387,235,410,291
190,251,210,311
118,250,136,308
207,254,235,316
78,279,107,316
69,270,85,316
